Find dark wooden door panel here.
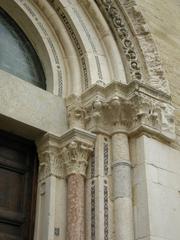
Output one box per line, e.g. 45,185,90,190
0,222,21,240
0,131,38,240
0,168,25,213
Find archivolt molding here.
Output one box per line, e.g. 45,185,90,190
35,0,169,96
3,0,170,97
95,0,169,93
46,0,113,89
95,0,142,82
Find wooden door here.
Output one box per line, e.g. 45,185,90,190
0,131,38,240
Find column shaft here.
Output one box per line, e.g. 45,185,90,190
67,174,85,240
112,133,134,240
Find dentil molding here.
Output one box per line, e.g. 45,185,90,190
66,81,175,141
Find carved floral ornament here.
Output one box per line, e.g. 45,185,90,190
66,82,175,141
36,129,96,181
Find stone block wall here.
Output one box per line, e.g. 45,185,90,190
130,135,180,240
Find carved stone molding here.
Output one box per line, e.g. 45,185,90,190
66,82,175,141
95,0,142,82
36,134,64,181
59,128,96,177
95,0,169,94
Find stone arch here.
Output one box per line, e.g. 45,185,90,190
33,0,170,97
0,0,66,95
0,0,170,97
35,0,127,94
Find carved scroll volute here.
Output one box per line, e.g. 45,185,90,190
61,141,94,177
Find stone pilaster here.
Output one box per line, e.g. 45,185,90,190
86,134,112,240
35,133,65,240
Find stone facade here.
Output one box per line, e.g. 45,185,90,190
0,0,180,240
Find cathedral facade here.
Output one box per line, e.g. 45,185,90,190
0,0,179,240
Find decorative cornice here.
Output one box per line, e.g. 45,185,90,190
66,82,175,141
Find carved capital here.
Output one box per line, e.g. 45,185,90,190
61,140,94,177
36,134,64,181
130,94,175,139
59,128,96,177
66,82,175,141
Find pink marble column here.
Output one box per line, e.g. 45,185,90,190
61,139,94,240
67,174,85,240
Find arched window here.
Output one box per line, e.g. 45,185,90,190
0,8,46,89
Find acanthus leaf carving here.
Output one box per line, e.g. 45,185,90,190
36,134,65,181
37,130,96,180
38,150,64,181
61,140,94,177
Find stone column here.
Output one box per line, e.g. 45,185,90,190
60,129,96,240
111,133,134,240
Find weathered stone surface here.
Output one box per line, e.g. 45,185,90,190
135,0,180,147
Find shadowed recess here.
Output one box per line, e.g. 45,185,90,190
0,8,46,89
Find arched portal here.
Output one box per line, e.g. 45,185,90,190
0,1,175,240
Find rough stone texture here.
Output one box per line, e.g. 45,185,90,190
67,174,85,240
135,0,180,145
